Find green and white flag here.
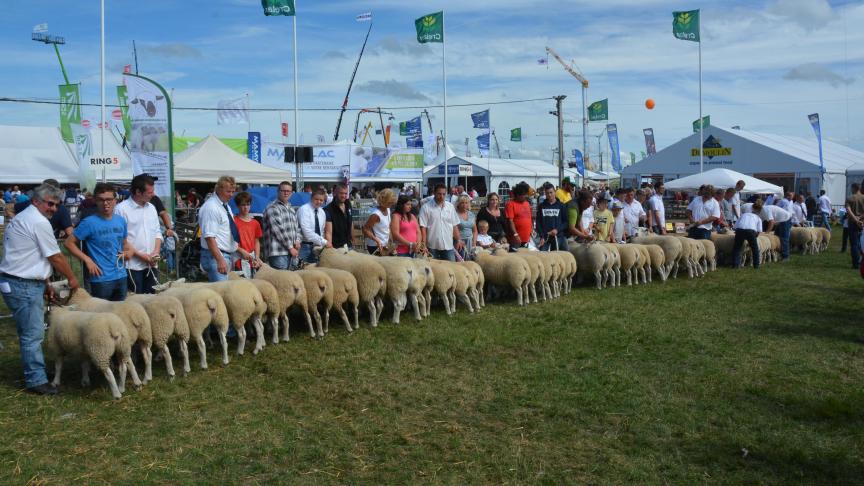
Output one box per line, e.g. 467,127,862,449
261,0,295,16
692,115,710,132
59,84,81,143
116,85,132,135
510,127,521,142
415,11,443,43
673,10,700,42
588,99,608,122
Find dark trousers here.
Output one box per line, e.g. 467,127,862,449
127,268,158,294
733,229,759,268
849,224,862,268
841,226,849,252
774,220,792,259
89,277,128,301
688,227,711,240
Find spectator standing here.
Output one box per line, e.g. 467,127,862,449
363,189,396,255
686,185,720,240
0,184,79,395
455,195,478,258
476,193,508,244
722,189,737,228
14,179,73,238
731,180,745,222
233,191,263,271
186,188,200,208
262,181,301,270
610,201,626,243
297,189,328,264
64,183,131,301
593,197,614,242
758,203,793,261
556,177,574,205
844,182,864,269
804,192,817,223
648,183,667,234
732,199,764,269
419,183,461,261
536,183,567,251
794,194,808,225
390,195,420,257
115,174,162,293
198,176,247,282
817,190,832,229
324,183,354,249
505,182,533,248
567,190,595,242
622,188,646,237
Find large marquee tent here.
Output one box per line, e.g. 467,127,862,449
174,135,293,184
663,168,783,195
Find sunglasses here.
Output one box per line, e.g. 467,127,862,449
39,200,59,208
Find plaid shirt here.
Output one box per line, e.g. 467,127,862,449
262,199,300,258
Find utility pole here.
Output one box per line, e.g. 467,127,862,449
553,95,567,183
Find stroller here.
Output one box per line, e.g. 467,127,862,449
177,237,207,282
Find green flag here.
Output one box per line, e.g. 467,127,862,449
116,85,132,135
415,11,443,43
588,99,608,122
261,0,295,16
59,84,81,143
510,127,521,142
399,121,409,136
692,115,710,132
629,152,636,165
673,10,700,42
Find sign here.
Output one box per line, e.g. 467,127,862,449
124,73,173,199
643,128,656,155
573,149,584,176
88,154,121,167
261,0,295,16
72,124,95,193
261,144,423,180
437,164,472,176
673,10,700,42
588,99,608,122
459,165,473,176
690,135,731,158
692,115,710,133
607,123,622,172
247,131,262,163
808,113,824,177
415,11,443,44
59,84,82,143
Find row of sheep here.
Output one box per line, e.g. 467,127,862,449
709,226,831,267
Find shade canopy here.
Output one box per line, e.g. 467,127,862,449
174,135,293,184
664,168,783,195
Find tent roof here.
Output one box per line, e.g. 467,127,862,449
664,168,783,195
423,152,612,182
0,125,79,184
729,128,862,173
175,135,293,184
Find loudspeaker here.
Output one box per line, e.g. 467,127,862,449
284,146,314,163
284,146,295,163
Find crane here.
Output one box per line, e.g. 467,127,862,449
545,46,589,170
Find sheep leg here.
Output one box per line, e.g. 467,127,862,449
625,268,633,286
416,293,427,318
478,286,486,307
217,330,229,365
52,356,64,388
140,343,153,384
195,334,208,369
529,282,538,303
118,359,127,394
101,365,122,400
307,309,319,338
457,293,474,313
366,301,378,328
124,356,143,390
236,324,248,355
515,286,523,306
594,271,603,290
322,309,330,336
424,289,433,316
252,317,265,354
544,282,552,300
159,343,176,380
338,306,353,333
353,304,360,330
391,298,402,324
80,360,91,387
273,313,283,344
639,267,647,284
409,293,422,321
179,339,190,375
375,297,385,323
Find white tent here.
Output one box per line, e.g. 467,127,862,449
0,125,79,184
175,135,292,184
664,168,783,195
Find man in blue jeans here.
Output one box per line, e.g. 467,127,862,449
844,182,864,269
418,183,462,261
759,203,794,261
0,184,79,395
198,176,253,281
64,183,132,301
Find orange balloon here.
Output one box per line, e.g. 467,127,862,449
645,99,655,110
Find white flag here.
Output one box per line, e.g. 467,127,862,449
217,97,249,125
33,23,48,33
356,12,372,22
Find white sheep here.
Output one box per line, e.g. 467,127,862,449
426,257,456,314
493,249,545,302
697,239,717,272
47,308,142,400
126,293,191,379
254,263,313,343
318,248,387,328
311,266,361,333
159,286,230,369
411,258,435,317
632,244,651,283
228,273,281,349
631,235,683,278
428,259,475,313
473,248,531,305
295,268,335,337
374,256,416,324
457,260,485,309
605,243,640,286
553,251,577,293
568,241,608,290
637,243,666,281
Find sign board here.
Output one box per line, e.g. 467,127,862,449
458,165,473,176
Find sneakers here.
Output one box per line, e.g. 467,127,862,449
26,383,59,396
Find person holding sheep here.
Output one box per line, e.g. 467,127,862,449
198,176,252,281
297,188,329,264
686,185,720,240
363,189,396,255
419,183,462,261
115,174,162,294
263,181,302,270
232,191,263,272
536,183,567,251
0,183,80,395
64,183,133,301
733,198,764,269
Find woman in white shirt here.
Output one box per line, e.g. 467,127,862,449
363,188,396,255
733,199,764,269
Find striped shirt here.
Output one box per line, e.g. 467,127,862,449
262,199,300,258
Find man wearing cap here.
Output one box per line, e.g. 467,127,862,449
556,178,573,205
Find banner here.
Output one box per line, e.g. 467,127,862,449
71,124,96,193
573,149,584,176
116,86,132,136
261,0,295,16
692,115,710,133
33,23,48,33
588,99,608,122
808,113,824,177
59,84,82,143
281,122,288,137
415,11,443,43
607,123,621,172
471,109,489,129
510,127,521,142
673,10,700,42
356,12,372,22
476,132,490,156
247,132,261,163
643,128,656,155
399,116,421,136
124,73,173,200
407,134,423,148
217,97,249,125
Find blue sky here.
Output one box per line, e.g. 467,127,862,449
1,0,862,167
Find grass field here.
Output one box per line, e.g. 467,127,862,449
1,231,862,484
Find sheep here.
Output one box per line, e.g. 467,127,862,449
494,248,546,302
568,241,608,290
457,260,485,309
372,257,418,324
596,243,620,288
473,248,531,305
67,288,153,384
409,258,434,318
426,257,456,314
789,227,812,255
761,233,781,262
815,227,831,252
526,250,563,298
637,243,667,281
756,235,773,266
429,259,475,313
553,251,578,293
311,266,361,332
228,273,281,347
47,308,142,400
698,239,717,272
253,263,313,343
674,237,704,278
295,269,335,336
318,248,387,328
159,286,230,369
607,243,640,286
630,235,683,279
710,233,737,266
126,293,191,379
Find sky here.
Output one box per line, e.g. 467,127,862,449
1,0,862,168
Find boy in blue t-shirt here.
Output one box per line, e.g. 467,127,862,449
64,183,131,301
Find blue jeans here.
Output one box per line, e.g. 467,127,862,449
0,276,48,388
268,254,294,271
689,227,712,240
430,249,455,261
774,220,792,259
127,268,159,294
89,277,128,301
201,250,234,282
540,235,568,252
732,229,759,269
298,243,318,265
820,211,831,229
849,224,862,268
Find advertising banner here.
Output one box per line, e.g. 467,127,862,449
247,131,261,163
59,84,82,143
124,73,173,200
573,149,584,176
643,128,657,155
607,123,622,172
71,124,96,193
260,144,423,181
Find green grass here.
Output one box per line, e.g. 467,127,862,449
0,230,862,484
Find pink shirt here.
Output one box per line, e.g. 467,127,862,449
394,213,419,254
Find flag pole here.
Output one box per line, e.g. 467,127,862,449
442,11,448,190
698,31,703,173
100,0,107,182
293,4,301,190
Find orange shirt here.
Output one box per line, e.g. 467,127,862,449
505,199,533,242
233,216,262,269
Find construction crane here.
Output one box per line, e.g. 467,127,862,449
545,46,589,168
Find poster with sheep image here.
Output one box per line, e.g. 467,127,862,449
123,73,174,199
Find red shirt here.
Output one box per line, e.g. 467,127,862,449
505,199,533,243
233,216,262,269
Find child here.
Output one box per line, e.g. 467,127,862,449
611,201,626,243
476,220,495,249
593,197,614,243
233,191,263,272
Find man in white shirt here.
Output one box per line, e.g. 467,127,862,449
732,199,764,269
419,183,462,261
296,188,328,265
198,176,248,282
0,184,79,395
817,190,832,229
647,182,666,235
686,185,721,240
732,180,745,221
115,174,162,293
790,194,806,226
759,203,793,261
622,188,646,237
777,191,795,215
